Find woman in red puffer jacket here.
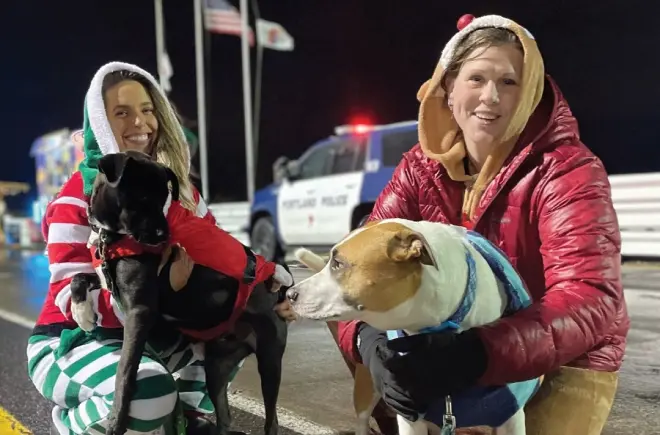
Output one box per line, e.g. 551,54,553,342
336,14,628,435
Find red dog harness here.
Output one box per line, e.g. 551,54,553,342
89,200,276,341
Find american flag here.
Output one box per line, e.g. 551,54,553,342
205,0,254,45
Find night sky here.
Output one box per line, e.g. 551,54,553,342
2,0,659,210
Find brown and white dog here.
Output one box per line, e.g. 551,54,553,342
286,219,532,435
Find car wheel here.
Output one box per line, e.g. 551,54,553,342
250,216,279,262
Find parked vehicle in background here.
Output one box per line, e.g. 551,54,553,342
248,120,419,261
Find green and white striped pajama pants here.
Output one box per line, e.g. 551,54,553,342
27,327,242,434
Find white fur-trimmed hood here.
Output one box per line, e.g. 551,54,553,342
83,61,190,171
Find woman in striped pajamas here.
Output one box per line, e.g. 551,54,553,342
27,61,295,435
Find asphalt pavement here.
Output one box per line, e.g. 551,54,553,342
0,248,659,434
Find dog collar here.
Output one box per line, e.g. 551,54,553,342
464,230,529,315
387,231,530,341
419,249,477,334
386,247,476,344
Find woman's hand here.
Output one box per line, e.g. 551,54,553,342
357,323,489,420
274,300,297,322
357,323,421,421
166,245,195,292
383,329,488,400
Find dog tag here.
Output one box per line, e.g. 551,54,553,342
440,395,456,435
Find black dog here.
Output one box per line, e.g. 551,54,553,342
70,151,288,435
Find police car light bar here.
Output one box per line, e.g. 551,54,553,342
334,120,417,136
334,124,373,136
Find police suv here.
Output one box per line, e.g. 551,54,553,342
248,120,419,261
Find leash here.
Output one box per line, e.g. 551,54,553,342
96,228,188,435
440,396,457,435
422,251,476,435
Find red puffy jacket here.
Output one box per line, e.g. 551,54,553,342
338,76,629,385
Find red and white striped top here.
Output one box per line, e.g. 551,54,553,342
35,172,217,329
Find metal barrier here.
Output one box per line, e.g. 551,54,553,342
610,173,660,258
207,172,660,259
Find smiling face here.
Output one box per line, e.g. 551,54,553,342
446,43,523,150
104,79,158,155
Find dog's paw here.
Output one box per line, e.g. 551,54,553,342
294,248,326,273
71,298,96,332
273,264,293,288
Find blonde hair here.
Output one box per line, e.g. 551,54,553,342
102,71,196,211
150,90,196,211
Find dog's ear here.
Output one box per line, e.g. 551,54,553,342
165,168,180,201
98,153,130,186
387,229,438,270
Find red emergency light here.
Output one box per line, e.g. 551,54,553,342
334,123,374,136
353,124,372,134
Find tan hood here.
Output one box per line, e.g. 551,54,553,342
417,15,545,220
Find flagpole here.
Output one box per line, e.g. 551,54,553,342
194,0,210,200
251,0,263,167
154,0,167,91
240,0,256,203
203,2,213,128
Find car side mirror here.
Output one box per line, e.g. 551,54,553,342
286,160,301,180
273,156,300,183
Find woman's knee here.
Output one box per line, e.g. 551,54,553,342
126,360,178,426
26,337,61,400
525,366,618,435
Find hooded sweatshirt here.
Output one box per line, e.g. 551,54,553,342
34,62,275,339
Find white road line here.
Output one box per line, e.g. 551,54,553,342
228,392,335,435
0,307,36,329
0,308,338,435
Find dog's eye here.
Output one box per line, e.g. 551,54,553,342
330,257,344,271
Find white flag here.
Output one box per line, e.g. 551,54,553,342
256,19,294,51
158,51,174,93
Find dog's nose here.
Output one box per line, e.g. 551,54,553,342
286,289,298,302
